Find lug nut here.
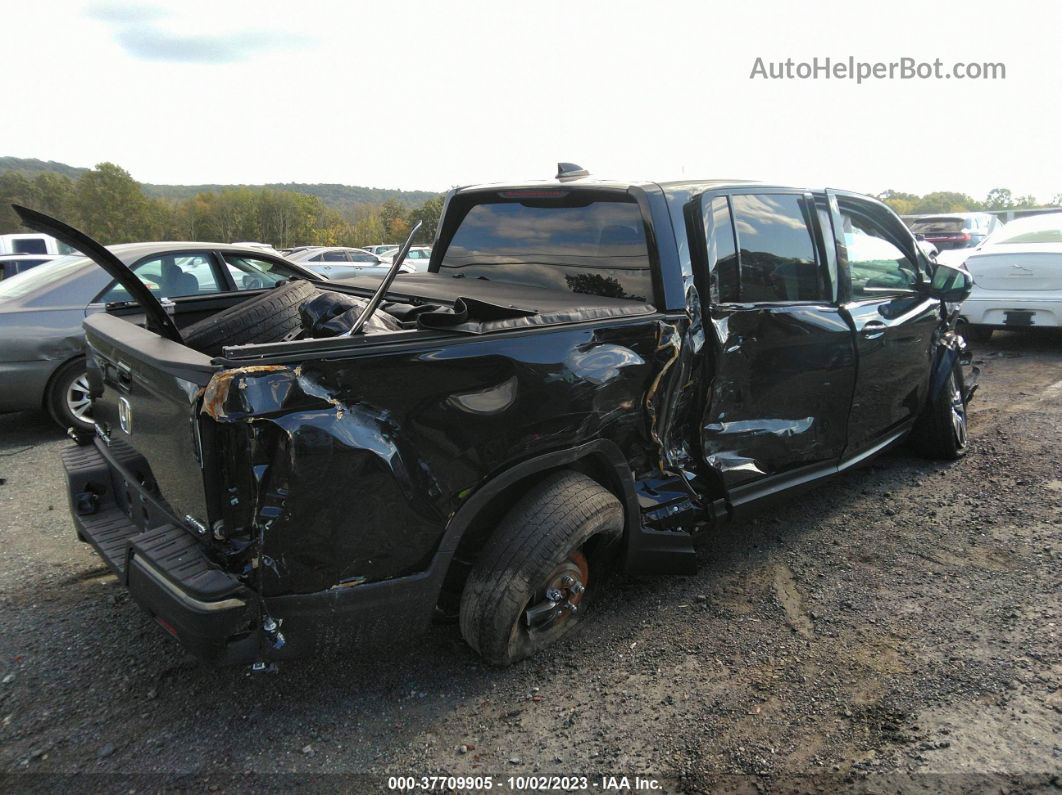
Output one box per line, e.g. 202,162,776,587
559,575,575,587
545,587,564,602
570,581,585,595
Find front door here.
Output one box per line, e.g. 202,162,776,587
828,191,940,458
693,191,857,507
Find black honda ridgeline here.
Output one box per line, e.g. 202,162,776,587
16,165,977,667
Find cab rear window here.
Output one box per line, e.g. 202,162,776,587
438,194,653,302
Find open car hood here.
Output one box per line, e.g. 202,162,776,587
12,205,183,343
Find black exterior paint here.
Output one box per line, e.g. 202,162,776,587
34,176,974,664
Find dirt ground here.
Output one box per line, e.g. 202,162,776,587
0,330,1059,793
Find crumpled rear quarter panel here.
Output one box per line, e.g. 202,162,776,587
205,321,666,595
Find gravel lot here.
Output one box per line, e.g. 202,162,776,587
1,330,1060,792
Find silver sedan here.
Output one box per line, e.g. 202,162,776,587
0,242,319,431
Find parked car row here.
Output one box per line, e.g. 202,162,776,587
905,212,1003,252
0,243,321,430
362,243,400,256
950,212,1062,341
902,210,1062,341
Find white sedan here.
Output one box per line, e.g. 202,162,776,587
959,212,1062,341
376,246,432,271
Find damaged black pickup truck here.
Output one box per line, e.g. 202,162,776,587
17,170,977,667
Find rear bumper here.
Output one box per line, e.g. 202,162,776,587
961,297,1062,327
63,441,258,663
62,440,440,664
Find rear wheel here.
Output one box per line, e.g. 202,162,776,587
47,357,93,433
459,471,623,666
912,363,969,460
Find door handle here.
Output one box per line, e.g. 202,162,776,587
862,321,887,340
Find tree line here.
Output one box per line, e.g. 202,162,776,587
2,161,1057,249
877,188,1061,216
0,163,444,248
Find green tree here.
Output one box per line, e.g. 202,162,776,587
407,194,444,243
0,172,36,233
912,192,981,214
74,162,152,243
983,187,1014,210
31,172,77,222
348,206,387,247
379,198,409,241
876,190,920,216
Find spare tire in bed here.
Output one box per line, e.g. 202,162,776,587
182,279,317,356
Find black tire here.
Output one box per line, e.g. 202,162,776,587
963,324,993,344
182,280,317,356
47,357,94,433
459,470,624,666
911,362,969,460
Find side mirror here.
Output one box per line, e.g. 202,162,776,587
928,262,973,303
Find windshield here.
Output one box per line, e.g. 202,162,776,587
438,194,653,301
0,254,88,300
991,215,1062,245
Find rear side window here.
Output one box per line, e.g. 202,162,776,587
438,196,653,302
731,194,823,302
323,250,349,262
224,254,300,290
98,253,220,303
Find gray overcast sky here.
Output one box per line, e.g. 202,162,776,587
3,0,1059,199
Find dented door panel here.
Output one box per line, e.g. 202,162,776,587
702,304,857,489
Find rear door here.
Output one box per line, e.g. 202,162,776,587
693,190,856,508
827,191,939,458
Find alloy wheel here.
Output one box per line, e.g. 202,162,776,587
66,373,92,422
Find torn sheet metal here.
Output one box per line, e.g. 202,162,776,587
205,322,664,595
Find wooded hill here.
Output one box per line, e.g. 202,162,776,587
0,156,439,210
